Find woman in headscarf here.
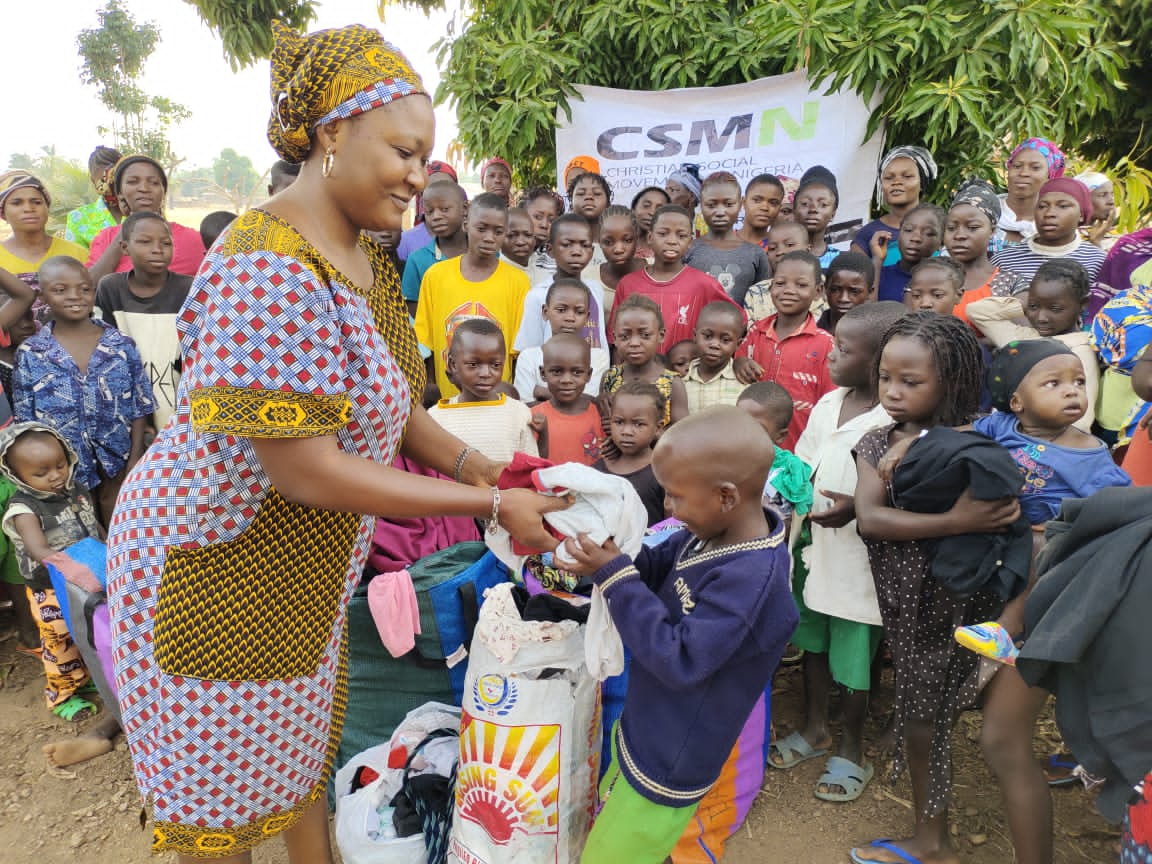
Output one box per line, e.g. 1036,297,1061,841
85,154,207,283
63,145,123,251
0,172,88,292
995,137,1066,250
480,156,512,203
666,163,705,234
106,22,563,863
850,145,938,266
1075,169,1118,249
944,179,1028,323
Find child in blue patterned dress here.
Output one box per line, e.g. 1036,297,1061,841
12,256,153,526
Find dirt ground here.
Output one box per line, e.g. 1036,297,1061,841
0,633,1122,864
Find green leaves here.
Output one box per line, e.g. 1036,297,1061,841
183,0,1150,220
184,0,319,70
77,2,192,171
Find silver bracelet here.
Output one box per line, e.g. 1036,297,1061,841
453,446,477,484
486,486,501,535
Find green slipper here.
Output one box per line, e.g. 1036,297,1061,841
53,695,98,722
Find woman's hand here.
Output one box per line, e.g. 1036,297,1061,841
809,490,856,528
948,489,1020,534
561,533,623,576
497,488,570,551
733,355,763,385
1086,209,1117,248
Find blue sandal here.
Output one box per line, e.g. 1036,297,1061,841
767,731,827,769
814,756,874,802
849,840,924,864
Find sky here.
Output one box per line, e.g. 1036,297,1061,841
5,0,462,172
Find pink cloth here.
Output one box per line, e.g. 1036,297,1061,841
367,454,481,574
367,569,422,658
86,221,207,275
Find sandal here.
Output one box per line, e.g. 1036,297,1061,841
52,695,98,722
850,839,925,864
1042,752,1079,787
814,755,874,802
767,731,827,770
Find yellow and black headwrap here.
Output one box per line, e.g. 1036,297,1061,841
268,20,426,163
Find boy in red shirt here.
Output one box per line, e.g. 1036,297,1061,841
530,333,604,464
611,205,737,353
738,250,834,449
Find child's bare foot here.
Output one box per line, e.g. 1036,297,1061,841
43,737,113,767
43,715,120,767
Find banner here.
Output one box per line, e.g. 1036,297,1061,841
555,72,885,241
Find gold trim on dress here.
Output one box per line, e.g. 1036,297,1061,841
189,386,351,437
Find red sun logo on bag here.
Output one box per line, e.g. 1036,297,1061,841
455,711,561,845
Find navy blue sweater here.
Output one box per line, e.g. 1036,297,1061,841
593,514,798,807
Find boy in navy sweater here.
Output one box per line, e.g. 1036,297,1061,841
566,406,798,863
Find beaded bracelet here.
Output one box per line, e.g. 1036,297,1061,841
453,446,478,484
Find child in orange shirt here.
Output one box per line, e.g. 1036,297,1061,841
530,333,603,465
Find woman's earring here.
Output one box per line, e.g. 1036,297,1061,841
322,148,335,179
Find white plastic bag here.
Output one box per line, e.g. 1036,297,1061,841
335,701,462,864
335,774,428,864
449,583,600,864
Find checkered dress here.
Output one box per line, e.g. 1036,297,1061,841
107,209,423,857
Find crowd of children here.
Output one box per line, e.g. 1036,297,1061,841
2,122,1151,864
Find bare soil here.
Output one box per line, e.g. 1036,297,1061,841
0,637,1120,864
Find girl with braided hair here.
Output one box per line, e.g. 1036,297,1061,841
851,312,1053,864
63,145,123,251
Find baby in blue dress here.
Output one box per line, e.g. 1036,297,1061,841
957,339,1130,664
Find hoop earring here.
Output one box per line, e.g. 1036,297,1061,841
322,148,335,179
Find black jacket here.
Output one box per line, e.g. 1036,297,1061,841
1017,487,1152,823
892,427,1031,601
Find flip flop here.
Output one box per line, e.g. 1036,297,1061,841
52,695,98,722
1042,753,1080,787
767,731,827,770
814,755,874,802
849,839,925,864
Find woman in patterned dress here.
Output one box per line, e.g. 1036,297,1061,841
106,22,563,864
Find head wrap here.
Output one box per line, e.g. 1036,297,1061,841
112,155,169,196
426,160,457,182
480,157,512,183
666,164,702,203
877,145,938,200
268,21,426,163
797,165,840,206
563,155,600,185
1007,138,1066,179
1038,177,1093,224
949,178,1002,228
987,339,1075,411
1075,170,1110,191
0,172,50,212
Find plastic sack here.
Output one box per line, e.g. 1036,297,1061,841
449,583,600,864
335,702,462,864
